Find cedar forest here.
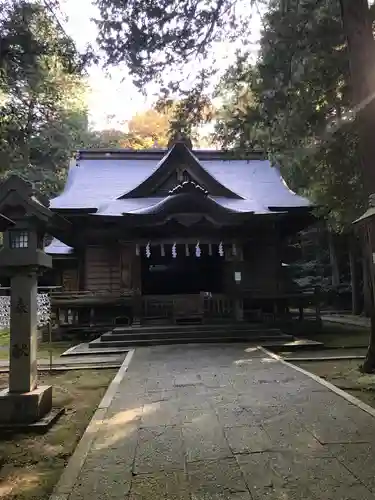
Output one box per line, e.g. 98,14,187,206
2,0,375,367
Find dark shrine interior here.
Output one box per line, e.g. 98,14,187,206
141,244,224,295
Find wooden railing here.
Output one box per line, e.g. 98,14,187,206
49,288,321,329
142,294,233,322
203,294,234,319
142,296,173,320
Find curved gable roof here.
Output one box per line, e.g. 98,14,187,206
201,160,310,209
120,143,241,199
50,147,312,213
50,157,160,210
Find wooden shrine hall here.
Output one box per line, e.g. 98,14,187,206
45,140,316,328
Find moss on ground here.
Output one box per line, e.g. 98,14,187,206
0,330,74,361
0,369,116,500
295,358,375,409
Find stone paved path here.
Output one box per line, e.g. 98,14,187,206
68,344,375,499
0,354,125,371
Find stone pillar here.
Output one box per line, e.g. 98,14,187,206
9,272,38,393
0,175,55,426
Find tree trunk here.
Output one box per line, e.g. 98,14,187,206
20,97,35,169
328,231,340,287
362,313,375,373
340,0,375,372
349,233,361,315
362,251,372,316
361,226,375,372
340,0,375,194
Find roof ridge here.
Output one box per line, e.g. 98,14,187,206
76,148,266,161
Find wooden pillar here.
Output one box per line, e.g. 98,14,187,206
78,249,85,291
232,243,244,322
131,244,142,327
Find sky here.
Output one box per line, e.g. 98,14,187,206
60,0,262,131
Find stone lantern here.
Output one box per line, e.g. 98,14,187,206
0,175,55,426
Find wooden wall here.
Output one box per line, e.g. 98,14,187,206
84,245,137,294
121,246,141,293
85,246,121,293
82,241,281,295
62,267,79,291
243,245,280,293
222,243,281,295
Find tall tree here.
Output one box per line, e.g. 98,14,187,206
215,1,364,231
88,107,173,149
213,0,365,312
339,0,375,195
339,0,375,372
0,0,90,195
128,108,170,147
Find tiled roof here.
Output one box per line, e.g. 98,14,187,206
50,149,311,213
47,148,313,255
44,238,73,255
201,160,309,210
50,159,160,210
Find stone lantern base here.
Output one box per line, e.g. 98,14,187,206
0,385,56,428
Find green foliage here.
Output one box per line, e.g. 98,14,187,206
87,106,174,149
128,108,170,147
214,0,365,232
88,101,214,149
0,0,91,196
94,0,253,88
288,227,332,291
156,73,214,143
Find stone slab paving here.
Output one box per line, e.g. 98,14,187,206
67,344,375,500
322,314,370,329
0,353,125,369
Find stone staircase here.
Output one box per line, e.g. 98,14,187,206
89,322,294,348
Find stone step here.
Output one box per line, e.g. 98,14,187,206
96,333,293,348
112,323,279,335
100,329,287,343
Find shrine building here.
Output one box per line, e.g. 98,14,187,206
44,140,315,328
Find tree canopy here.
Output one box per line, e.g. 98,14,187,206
94,0,251,88
214,0,365,231
0,0,92,195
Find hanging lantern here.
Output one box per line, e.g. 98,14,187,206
208,243,212,256
160,243,165,257
185,243,190,256
135,243,140,256
146,242,151,258
195,241,201,258
172,242,177,258
232,242,237,256
218,241,224,257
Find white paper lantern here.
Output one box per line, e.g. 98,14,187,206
172,243,177,258
195,241,201,258
146,242,151,258
218,241,224,257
